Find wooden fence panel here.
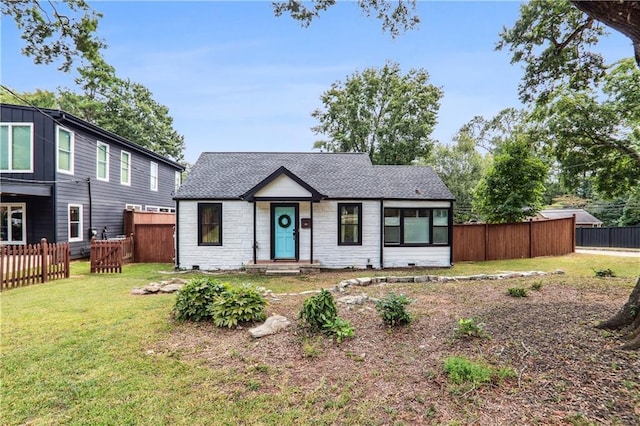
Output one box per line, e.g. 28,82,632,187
133,224,174,263
453,217,575,262
1,239,70,291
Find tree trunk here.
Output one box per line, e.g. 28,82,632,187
596,276,640,350
570,1,640,66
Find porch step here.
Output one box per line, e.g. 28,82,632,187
265,269,301,276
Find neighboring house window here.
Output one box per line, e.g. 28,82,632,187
125,204,142,211
121,151,131,185
384,208,447,246
145,206,175,213
96,141,109,181
0,203,26,244
338,203,362,245
150,161,158,191
433,209,449,244
68,204,83,242
0,123,33,172
57,126,74,174
174,171,181,192
198,203,222,246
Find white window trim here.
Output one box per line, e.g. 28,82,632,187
125,204,142,211
0,202,27,245
174,170,181,192
121,150,131,186
150,161,158,192
144,205,175,213
56,125,75,175
0,122,34,173
68,204,83,242
96,141,110,182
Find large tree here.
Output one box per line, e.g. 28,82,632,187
473,137,548,224
312,62,442,165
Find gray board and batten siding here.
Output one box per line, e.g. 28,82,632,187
1,104,184,258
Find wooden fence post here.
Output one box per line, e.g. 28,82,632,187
40,238,48,283
484,222,489,261
529,219,533,258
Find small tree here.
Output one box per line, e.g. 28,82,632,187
473,137,548,223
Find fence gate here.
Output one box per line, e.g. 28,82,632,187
90,236,133,273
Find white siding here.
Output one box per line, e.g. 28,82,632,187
312,200,381,269
383,246,451,268
178,198,452,270
255,174,312,197
178,200,253,270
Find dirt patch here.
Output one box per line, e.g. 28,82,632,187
155,276,640,425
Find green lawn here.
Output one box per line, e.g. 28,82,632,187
1,255,637,425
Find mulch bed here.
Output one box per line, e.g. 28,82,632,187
155,276,640,425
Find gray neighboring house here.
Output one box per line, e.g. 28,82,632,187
538,208,604,228
1,104,184,258
174,152,455,270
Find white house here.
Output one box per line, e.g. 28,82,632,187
174,152,455,271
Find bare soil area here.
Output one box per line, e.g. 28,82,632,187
157,275,640,425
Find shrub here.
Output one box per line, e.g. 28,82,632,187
594,268,616,278
443,356,515,386
454,317,487,339
173,277,227,321
507,287,528,298
322,317,355,343
375,292,413,327
530,281,543,291
299,289,338,331
209,284,267,328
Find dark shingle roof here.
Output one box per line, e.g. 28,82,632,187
175,152,454,201
539,209,603,225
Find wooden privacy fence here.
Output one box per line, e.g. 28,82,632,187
90,235,134,273
125,210,175,263
453,216,576,262
1,238,70,291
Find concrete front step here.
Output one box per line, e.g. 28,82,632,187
265,269,301,276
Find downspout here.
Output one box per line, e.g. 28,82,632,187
310,201,314,264
175,201,180,269
379,199,384,268
253,202,257,265
87,177,93,236
449,202,454,266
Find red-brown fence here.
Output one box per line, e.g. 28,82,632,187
125,210,175,263
1,238,70,291
90,235,134,273
453,216,576,262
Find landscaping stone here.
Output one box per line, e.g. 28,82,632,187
337,294,369,305
249,315,291,338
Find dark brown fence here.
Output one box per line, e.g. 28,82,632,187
90,235,134,273
453,216,576,262
125,210,175,263
1,238,70,291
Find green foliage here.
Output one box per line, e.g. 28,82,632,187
209,284,267,328
312,61,443,165
173,278,227,322
497,0,608,105
443,356,515,386
299,289,338,331
375,293,413,327
272,0,420,38
453,318,487,339
473,136,548,223
425,133,489,223
2,0,106,72
594,268,616,278
507,287,529,298
322,317,355,343
530,281,543,291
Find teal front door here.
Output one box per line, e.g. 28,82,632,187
274,205,296,259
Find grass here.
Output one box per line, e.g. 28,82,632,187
1,254,638,425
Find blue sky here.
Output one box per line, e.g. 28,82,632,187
1,1,632,164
